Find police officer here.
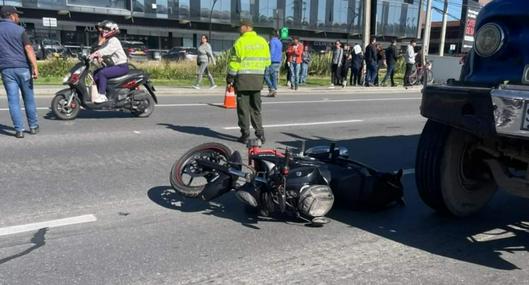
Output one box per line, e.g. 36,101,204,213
227,20,271,144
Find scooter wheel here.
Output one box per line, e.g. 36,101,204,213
51,93,80,120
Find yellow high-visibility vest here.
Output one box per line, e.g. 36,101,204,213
228,31,271,77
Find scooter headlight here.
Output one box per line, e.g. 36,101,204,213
475,23,504,57
298,185,334,218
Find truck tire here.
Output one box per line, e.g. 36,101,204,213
416,120,497,217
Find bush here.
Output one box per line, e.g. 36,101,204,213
34,52,339,81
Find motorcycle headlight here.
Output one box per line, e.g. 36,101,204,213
298,185,334,218
475,23,504,57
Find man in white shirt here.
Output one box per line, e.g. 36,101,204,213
404,39,417,87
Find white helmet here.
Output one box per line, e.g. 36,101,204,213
100,20,120,39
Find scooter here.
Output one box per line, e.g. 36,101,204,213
51,55,157,120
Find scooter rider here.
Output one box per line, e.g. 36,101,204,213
89,21,128,103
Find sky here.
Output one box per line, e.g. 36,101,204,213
430,0,464,21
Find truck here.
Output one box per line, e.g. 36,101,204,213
416,0,529,216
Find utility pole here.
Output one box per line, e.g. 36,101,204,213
422,0,433,64
362,0,371,48
439,0,448,56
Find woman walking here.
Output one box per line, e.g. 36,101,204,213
193,35,217,89
330,41,343,88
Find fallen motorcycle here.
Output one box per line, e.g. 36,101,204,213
169,141,404,226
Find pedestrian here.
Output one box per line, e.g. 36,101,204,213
300,44,311,84
330,41,343,88
341,44,351,88
381,39,398,87
404,39,417,87
193,34,217,89
350,43,363,86
374,43,385,86
0,6,39,138
286,36,303,90
284,44,292,87
264,30,282,97
364,37,378,87
226,20,270,145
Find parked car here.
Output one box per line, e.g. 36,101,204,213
415,0,529,217
162,47,198,62
122,41,149,61
33,39,68,59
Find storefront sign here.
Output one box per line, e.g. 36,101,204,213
460,0,481,52
42,17,57,28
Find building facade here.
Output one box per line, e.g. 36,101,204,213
4,0,421,51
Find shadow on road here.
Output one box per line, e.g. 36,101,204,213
0,228,47,265
44,110,136,120
147,186,263,229
0,123,15,137
158,124,239,142
276,133,529,271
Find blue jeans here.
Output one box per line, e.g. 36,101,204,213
300,62,309,83
264,62,280,91
289,62,301,88
382,64,396,86
366,62,378,85
1,68,39,132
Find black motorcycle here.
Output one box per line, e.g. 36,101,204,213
51,55,157,120
170,141,404,226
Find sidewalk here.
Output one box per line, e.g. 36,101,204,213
0,85,422,97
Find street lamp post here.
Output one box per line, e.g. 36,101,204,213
208,0,219,42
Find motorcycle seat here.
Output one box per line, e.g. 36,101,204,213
107,70,144,85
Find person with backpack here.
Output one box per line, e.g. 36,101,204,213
350,43,363,86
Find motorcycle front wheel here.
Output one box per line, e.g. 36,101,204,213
51,92,80,120
170,142,233,198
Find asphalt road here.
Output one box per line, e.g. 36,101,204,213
1,90,528,284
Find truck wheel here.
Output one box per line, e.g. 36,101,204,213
416,120,497,217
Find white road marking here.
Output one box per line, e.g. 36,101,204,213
223,119,364,130
0,97,421,111
133,131,141,134
0,214,97,237
402,168,415,176
0,107,49,111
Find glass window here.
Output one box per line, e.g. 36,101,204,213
316,0,327,28
3,0,22,6
67,0,126,9
258,0,276,24
301,0,310,26
239,0,252,20
133,0,145,12
332,0,348,29
156,0,169,14
201,0,231,22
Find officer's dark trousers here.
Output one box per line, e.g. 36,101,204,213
237,90,264,137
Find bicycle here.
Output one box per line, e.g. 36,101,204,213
409,61,433,85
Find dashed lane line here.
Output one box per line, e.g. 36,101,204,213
0,214,97,237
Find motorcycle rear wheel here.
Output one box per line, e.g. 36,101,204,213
132,93,155,118
170,142,233,198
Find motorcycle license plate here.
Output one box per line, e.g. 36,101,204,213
523,102,529,131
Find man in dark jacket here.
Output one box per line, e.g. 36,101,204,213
0,6,39,138
381,39,399,87
364,37,378,87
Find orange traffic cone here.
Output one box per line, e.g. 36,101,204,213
223,85,237,109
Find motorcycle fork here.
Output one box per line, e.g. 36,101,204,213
66,89,77,106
